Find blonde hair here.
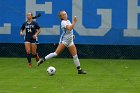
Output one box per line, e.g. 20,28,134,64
58,10,65,20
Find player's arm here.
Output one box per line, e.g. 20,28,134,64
66,16,77,31
33,28,41,39
33,22,41,39
35,28,41,36
20,30,23,36
20,23,25,36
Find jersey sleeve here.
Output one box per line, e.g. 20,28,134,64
61,20,69,29
34,22,40,29
20,23,25,30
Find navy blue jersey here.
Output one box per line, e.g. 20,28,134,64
21,21,40,40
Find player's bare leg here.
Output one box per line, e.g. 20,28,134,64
31,43,40,62
55,43,65,55
68,44,86,74
25,42,32,68
37,44,65,66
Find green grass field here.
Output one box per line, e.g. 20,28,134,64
0,58,140,93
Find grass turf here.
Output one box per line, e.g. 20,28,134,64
0,58,140,93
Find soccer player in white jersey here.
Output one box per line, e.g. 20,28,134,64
37,10,86,74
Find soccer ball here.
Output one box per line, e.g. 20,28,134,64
47,66,56,76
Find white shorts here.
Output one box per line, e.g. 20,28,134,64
59,40,74,48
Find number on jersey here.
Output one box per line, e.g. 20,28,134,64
27,29,32,32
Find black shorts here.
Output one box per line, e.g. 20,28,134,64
24,38,39,44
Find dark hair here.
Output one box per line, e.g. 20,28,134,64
32,13,41,19
27,12,33,16
31,13,33,16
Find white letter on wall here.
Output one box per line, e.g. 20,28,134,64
0,23,11,34
72,0,112,36
124,0,140,37
26,0,60,35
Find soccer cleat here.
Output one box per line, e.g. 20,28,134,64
35,54,40,62
37,59,44,66
28,63,32,68
78,69,87,74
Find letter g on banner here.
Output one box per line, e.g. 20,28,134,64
72,0,112,36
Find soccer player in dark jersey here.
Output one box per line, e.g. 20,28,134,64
20,12,41,68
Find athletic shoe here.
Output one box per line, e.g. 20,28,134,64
37,59,44,66
78,69,87,74
28,63,32,68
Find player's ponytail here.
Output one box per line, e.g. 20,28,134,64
32,13,41,19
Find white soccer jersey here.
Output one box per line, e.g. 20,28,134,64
59,20,74,47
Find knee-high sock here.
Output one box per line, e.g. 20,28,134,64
73,54,81,70
44,52,57,61
33,53,38,57
27,54,31,64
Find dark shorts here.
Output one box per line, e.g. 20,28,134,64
24,38,39,44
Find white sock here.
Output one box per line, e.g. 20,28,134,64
45,52,57,60
73,54,81,70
